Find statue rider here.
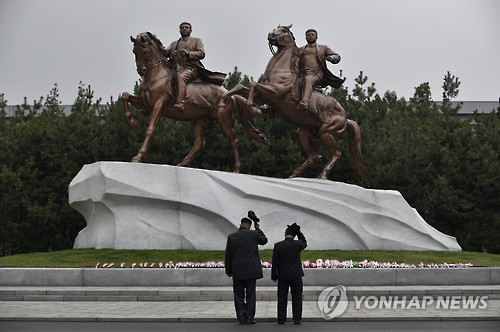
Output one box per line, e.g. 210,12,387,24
164,22,226,111
297,29,345,111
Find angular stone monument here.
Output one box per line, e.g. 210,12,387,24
69,162,461,251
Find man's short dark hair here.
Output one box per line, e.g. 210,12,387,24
285,227,296,237
241,217,252,225
305,29,317,35
180,22,192,28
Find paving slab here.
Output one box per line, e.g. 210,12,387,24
1,285,499,322
0,300,498,322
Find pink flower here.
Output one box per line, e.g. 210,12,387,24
92,259,473,270
261,261,272,268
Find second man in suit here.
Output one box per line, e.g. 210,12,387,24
271,222,307,325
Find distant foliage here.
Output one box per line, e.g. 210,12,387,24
0,72,499,255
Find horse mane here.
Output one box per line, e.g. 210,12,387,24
145,32,169,59
280,25,301,69
278,24,296,41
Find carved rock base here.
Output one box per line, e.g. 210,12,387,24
69,162,461,251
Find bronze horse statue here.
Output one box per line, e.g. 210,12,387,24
224,25,370,186
121,32,267,172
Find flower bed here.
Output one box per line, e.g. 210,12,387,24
94,259,473,269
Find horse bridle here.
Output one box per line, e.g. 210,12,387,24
136,36,164,74
268,27,294,55
135,35,170,86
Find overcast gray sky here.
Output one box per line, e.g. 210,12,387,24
1,0,499,105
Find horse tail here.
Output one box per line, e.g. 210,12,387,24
346,119,371,187
232,95,269,145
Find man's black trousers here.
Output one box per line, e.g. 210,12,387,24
277,277,303,322
232,278,257,323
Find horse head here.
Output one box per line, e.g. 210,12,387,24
130,32,168,77
268,24,296,50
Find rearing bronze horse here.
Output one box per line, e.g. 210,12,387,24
121,32,267,172
224,25,370,186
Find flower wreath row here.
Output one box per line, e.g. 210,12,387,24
94,259,473,269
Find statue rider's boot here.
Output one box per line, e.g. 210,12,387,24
297,99,309,110
174,81,186,112
298,81,313,111
173,100,185,112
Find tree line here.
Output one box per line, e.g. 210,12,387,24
0,69,498,256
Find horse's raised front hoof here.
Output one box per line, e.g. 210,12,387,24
131,156,142,163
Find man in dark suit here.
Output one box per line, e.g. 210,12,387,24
225,211,268,325
271,223,307,325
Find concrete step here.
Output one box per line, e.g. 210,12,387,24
1,285,499,302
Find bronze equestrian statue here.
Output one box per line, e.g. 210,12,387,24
121,32,267,172
163,22,225,112
224,25,370,186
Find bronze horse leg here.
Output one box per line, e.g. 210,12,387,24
224,84,266,118
215,97,241,172
246,81,284,106
121,92,145,129
177,118,211,167
222,83,248,99
131,97,169,163
317,119,345,180
290,127,321,178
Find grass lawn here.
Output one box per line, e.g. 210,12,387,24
0,249,499,268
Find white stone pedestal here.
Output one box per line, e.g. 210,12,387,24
69,162,461,251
